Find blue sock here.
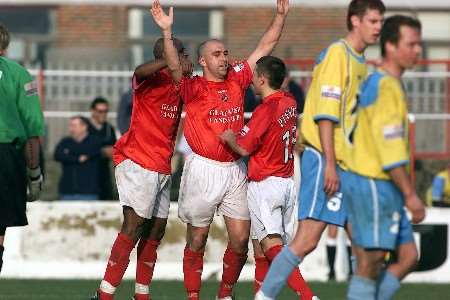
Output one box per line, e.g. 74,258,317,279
347,275,376,300
351,256,357,274
376,271,401,300
260,246,302,299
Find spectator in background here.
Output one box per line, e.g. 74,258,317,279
54,116,102,200
427,164,450,207
281,72,305,114
88,97,117,200
117,89,133,135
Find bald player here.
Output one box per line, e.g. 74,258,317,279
151,1,297,299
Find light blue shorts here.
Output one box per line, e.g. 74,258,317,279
341,170,404,250
297,147,347,227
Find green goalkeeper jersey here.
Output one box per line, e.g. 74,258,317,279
0,56,45,147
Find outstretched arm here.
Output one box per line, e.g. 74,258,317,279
134,59,167,82
151,0,183,83
247,0,289,71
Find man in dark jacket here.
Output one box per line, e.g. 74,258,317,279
88,97,117,200
54,116,102,200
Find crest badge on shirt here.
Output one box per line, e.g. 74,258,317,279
218,89,229,102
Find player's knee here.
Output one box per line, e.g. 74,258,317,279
229,236,249,254
189,232,209,252
121,217,145,241
399,245,419,271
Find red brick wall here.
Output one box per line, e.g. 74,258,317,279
224,7,347,65
56,5,128,48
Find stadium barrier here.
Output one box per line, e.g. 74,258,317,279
3,202,450,283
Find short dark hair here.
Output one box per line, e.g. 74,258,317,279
255,56,287,90
70,115,89,127
347,0,386,31
153,37,184,59
197,39,223,61
0,23,10,52
90,97,109,109
380,15,422,57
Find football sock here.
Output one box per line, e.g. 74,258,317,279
265,245,314,300
218,243,248,298
260,246,302,299
183,245,204,300
99,233,136,299
135,239,160,299
254,255,269,294
347,275,376,300
347,246,353,276
0,245,4,273
326,239,337,280
376,270,400,300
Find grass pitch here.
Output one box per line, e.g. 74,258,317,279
0,279,448,300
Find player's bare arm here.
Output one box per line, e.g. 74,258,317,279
388,166,425,224
24,137,42,202
219,129,249,157
135,59,167,82
151,1,183,83
247,0,289,71
318,120,339,197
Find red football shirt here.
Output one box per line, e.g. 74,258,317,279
178,61,253,162
113,69,182,174
237,91,298,181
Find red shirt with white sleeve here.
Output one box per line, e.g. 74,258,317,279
113,68,182,174
178,61,253,162
237,91,297,181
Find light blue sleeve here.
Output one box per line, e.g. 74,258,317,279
432,176,445,201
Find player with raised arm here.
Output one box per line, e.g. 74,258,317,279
90,37,193,300
151,1,289,299
343,15,425,300
220,56,318,300
256,1,385,299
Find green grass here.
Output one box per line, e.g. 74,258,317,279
0,280,449,300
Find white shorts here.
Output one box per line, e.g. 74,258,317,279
178,153,249,227
115,159,171,219
248,176,296,243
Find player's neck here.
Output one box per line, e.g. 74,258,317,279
344,33,366,54
203,68,225,82
261,88,279,100
380,60,404,80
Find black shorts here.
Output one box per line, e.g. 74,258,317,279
0,143,28,227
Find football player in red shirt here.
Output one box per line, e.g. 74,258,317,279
220,56,317,300
151,1,290,299
91,37,193,300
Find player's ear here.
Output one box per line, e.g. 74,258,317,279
198,56,206,67
385,41,396,56
350,15,361,30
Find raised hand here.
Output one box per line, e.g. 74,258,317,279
277,0,289,16
150,0,173,32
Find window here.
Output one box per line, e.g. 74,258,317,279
0,7,55,65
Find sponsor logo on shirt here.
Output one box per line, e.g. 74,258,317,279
321,85,341,101
0,71,2,80
209,106,242,124
217,89,229,102
383,125,404,140
240,125,250,136
24,80,38,96
233,63,245,73
160,103,179,119
277,106,296,128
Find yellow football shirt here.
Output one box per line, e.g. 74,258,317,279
300,39,367,166
348,69,409,180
